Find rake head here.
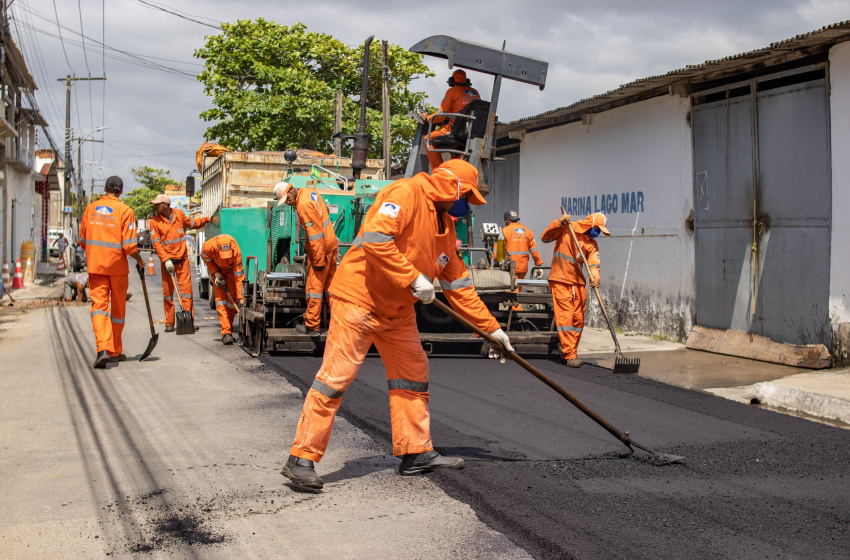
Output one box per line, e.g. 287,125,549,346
613,353,640,374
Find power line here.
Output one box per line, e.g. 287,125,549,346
128,0,221,30
50,0,73,71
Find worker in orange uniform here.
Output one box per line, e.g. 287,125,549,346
201,234,244,345
502,210,543,279
79,176,146,368
541,212,610,368
149,194,210,332
280,159,515,489
273,181,338,337
419,69,480,171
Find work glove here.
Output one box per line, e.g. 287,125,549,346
410,273,435,304
487,328,515,363
532,268,545,280
589,267,600,288
214,273,227,288
165,259,175,274
558,212,571,225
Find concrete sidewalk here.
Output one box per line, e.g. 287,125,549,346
578,325,850,428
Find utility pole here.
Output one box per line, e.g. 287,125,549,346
57,74,106,232
334,90,342,157
74,137,103,222
381,40,391,179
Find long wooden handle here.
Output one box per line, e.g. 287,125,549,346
430,298,633,450
560,207,622,355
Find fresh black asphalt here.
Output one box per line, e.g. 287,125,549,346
263,352,850,560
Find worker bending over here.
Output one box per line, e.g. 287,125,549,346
149,194,210,332
79,176,145,368
274,181,338,336
502,210,543,279
541,212,610,367
62,272,89,302
201,234,244,345
420,69,480,171
281,159,515,489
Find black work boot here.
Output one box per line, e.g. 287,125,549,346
399,450,464,476
109,354,127,362
164,325,175,333
222,333,235,345
281,455,323,489
93,350,110,369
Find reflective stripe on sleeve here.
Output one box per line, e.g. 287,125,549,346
85,239,123,250
387,379,429,393
308,232,324,241
439,277,473,290
312,378,344,399
588,263,599,269
162,237,187,246
163,295,173,301
353,236,363,248
556,325,583,333
507,251,526,256
305,292,323,299
235,270,244,276
553,251,578,265
323,218,332,228
215,300,227,307
362,231,394,244
123,237,138,246
151,237,161,244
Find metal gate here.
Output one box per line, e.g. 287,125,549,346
692,65,831,346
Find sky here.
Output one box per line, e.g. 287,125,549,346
11,0,850,194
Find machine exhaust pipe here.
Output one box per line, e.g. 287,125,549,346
352,35,374,179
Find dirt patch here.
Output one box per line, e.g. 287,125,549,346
6,299,88,309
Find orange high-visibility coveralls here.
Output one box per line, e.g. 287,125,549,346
294,187,338,331
78,195,138,357
423,84,480,170
150,208,210,327
503,222,543,279
291,160,499,462
201,234,244,335
541,213,606,361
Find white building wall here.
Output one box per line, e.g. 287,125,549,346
518,94,695,338
829,41,850,362
5,167,36,264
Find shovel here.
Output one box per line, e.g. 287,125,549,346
560,206,640,374
168,269,195,335
431,298,683,465
136,265,158,361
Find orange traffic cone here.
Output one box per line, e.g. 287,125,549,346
1,260,9,289
11,258,24,290
146,254,156,275
56,253,66,275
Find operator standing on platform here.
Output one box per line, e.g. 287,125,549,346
420,69,480,171
201,234,244,345
280,159,515,489
502,210,543,279
149,194,210,332
541,212,610,367
79,176,145,368
274,181,338,337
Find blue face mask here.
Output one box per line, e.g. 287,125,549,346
447,197,470,218
587,227,601,239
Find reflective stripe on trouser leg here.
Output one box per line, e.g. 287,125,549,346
303,252,336,331
160,262,175,325
291,297,377,463
88,273,128,355
374,312,433,457
212,275,237,335
175,259,194,320
550,280,586,361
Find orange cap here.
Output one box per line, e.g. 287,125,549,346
452,69,467,81
574,212,610,236
434,159,486,206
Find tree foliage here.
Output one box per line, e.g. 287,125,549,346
122,166,178,219
195,20,434,164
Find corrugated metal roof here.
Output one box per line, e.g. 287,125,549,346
501,20,850,135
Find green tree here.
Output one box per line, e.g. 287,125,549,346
195,20,434,164
122,166,178,219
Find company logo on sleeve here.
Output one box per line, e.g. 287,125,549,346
437,253,449,268
378,202,401,218
129,222,136,230
310,192,318,202
95,206,113,215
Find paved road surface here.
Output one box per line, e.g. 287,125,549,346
264,351,850,560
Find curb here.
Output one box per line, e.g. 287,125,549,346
753,382,850,425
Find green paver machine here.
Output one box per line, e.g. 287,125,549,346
223,36,561,356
